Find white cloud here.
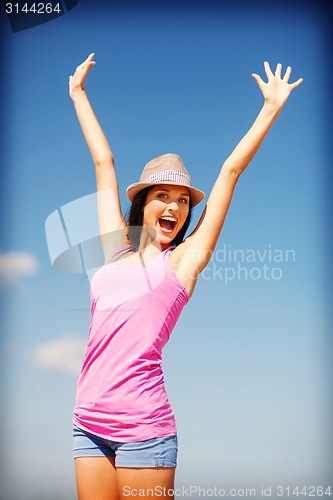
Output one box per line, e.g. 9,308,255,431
0,251,39,287
33,336,86,375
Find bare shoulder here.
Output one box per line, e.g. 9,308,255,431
169,239,191,268
170,238,210,268
102,229,130,264
169,239,204,298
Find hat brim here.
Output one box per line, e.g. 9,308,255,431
126,181,205,207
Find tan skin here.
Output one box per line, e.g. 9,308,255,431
74,458,175,500
70,54,303,499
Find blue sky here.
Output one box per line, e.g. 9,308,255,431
0,1,332,499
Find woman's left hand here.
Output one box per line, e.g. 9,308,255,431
252,61,303,110
69,53,96,100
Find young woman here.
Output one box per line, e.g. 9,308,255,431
69,54,302,500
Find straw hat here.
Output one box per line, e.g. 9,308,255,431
126,153,205,207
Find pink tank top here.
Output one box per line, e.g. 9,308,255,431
73,245,190,442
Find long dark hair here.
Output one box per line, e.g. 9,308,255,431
126,186,193,250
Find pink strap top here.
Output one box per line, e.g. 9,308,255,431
73,245,190,442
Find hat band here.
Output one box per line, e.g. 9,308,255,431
142,169,191,186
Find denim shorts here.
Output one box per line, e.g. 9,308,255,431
73,425,178,467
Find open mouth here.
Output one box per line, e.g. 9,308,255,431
158,217,177,233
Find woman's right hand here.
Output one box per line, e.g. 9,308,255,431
69,53,96,100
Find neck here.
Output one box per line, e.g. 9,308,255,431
136,229,170,256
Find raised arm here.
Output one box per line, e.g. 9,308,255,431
178,62,303,283
69,53,128,263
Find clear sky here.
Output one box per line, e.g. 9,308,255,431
0,1,332,499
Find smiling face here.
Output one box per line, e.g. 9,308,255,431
142,184,190,248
